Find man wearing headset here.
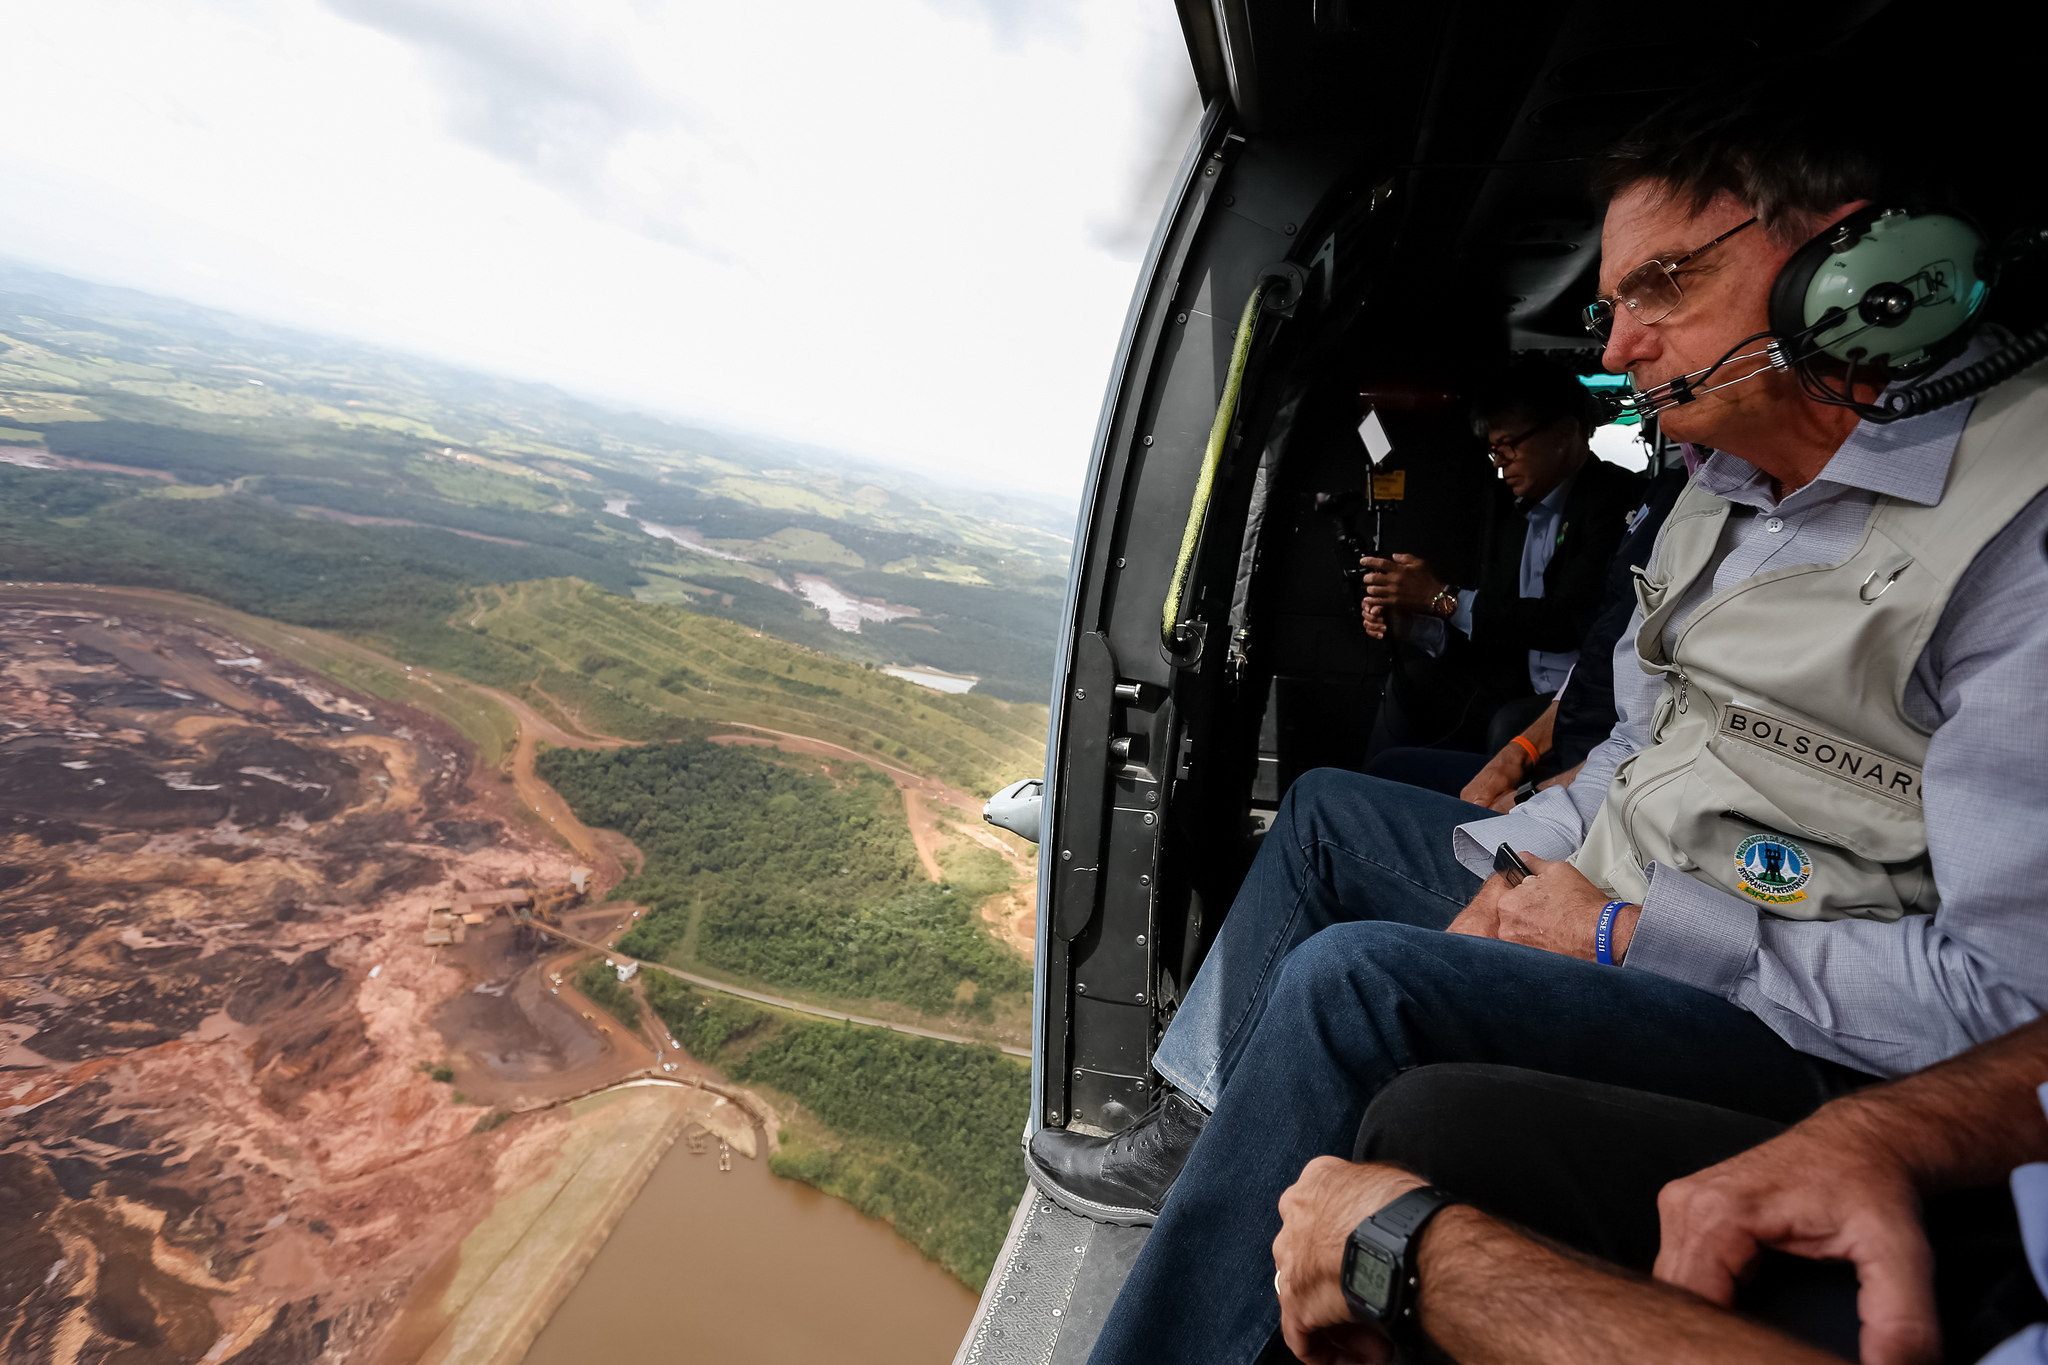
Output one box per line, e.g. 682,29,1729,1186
1070,85,2048,1365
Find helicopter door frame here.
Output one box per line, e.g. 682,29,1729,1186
1033,101,1350,1140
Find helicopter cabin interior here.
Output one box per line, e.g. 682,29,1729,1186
957,2,2043,1362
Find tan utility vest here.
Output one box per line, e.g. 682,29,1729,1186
1571,375,2048,922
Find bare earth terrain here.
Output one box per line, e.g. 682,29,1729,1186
0,592,699,1365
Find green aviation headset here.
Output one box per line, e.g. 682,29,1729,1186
1768,206,1989,371
1623,206,2046,424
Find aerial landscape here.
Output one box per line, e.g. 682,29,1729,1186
0,260,1057,1363
17,3,2048,1365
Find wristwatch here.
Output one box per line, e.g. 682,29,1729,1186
1341,1184,1459,1335
1427,585,1459,617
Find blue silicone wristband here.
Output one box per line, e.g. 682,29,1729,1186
1595,900,1629,966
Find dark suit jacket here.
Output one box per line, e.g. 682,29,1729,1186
1466,457,1646,700
1539,464,1688,775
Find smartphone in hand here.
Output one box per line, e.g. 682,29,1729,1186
1493,843,1532,889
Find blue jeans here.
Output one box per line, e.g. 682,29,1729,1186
1095,771,1870,1365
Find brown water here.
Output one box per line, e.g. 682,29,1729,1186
521,1136,978,1365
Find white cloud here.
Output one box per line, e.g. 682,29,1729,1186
0,0,1196,499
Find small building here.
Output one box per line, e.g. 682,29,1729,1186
569,867,592,894
612,960,638,983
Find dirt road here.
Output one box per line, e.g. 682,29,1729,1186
529,922,1030,1058
474,681,628,866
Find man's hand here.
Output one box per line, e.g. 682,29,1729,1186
1656,1116,1937,1365
1361,599,1389,640
1274,1158,1426,1365
1446,854,1639,961
1445,871,1510,938
1361,554,1448,615
1461,745,1531,811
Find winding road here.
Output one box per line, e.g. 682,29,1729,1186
529,921,1030,1058
475,682,626,865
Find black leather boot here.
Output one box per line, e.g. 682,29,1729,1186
1025,1088,1209,1225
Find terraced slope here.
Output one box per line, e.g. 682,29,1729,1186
469,578,1046,796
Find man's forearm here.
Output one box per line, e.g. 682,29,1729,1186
1821,1015,2048,1191
1417,1207,1838,1365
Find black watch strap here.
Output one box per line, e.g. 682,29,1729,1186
1370,1184,1457,1240
1342,1184,1460,1335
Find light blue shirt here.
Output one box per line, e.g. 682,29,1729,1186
1453,343,2048,1079
1430,469,1581,693
1983,1083,2048,1364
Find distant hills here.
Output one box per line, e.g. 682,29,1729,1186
0,258,1072,704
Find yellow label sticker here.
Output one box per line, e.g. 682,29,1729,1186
1371,471,1406,501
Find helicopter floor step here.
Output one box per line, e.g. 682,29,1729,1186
953,1191,1151,1365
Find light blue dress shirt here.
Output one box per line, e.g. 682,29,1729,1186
1983,1090,2048,1362
1451,346,2048,1079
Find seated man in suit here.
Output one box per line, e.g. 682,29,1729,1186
1368,443,1687,802
1362,358,1644,758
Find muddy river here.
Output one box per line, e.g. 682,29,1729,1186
521,1132,978,1365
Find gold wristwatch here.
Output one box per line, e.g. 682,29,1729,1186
1428,585,1459,618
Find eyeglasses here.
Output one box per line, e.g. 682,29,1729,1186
1486,415,1559,463
1582,217,1759,339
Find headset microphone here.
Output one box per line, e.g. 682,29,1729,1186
1610,207,2045,426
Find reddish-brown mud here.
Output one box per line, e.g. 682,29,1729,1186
0,595,592,1365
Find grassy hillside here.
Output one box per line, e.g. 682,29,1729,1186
478,579,1044,794
644,972,1028,1289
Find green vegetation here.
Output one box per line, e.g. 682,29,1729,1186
485,579,1042,793
643,972,1028,1289
575,958,643,1037
420,1062,456,1085
540,741,1028,1017
0,261,1073,703
0,261,1051,1287
0,281,1053,772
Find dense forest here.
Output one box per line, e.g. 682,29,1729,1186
643,972,1028,1288
538,740,1029,1017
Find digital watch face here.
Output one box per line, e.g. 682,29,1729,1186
1346,1241,1397,1313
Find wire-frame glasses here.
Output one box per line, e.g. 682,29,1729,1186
1583,217,1759,339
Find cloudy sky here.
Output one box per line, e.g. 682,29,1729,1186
0,0,1200,498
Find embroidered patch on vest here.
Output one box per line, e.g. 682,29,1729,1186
1735,833,1812,904
1718,704,1923,808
